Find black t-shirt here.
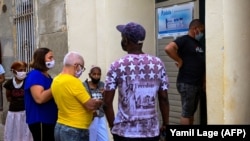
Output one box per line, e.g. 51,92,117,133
3,79,25,111
174,35,205,85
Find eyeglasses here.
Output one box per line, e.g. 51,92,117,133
76,64,86,72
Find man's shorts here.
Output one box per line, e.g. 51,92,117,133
177,83,202,118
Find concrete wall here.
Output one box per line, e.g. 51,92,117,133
0,0,68,79
0,0,68,123
206,0,250,124
0,0,68,78
0,0,249,137
0,0,15,124
0,0,15,77
65,0,155,81
37,0,68,77
65,0,155,139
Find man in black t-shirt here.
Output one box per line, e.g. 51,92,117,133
164,19,205,125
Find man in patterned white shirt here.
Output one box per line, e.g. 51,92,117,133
104,22,169,141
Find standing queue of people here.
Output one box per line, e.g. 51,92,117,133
0,19,205,141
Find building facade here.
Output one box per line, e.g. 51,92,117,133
0,0,250,140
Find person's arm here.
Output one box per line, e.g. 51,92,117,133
83,98,103,111
30,85,53,104
103,90,115,129
0,74,5,84
158,90,169,126
164,42,183,68
5,89,11,102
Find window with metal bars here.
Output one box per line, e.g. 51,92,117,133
14,0,35,71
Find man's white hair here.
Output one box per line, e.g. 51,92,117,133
63,51,84,66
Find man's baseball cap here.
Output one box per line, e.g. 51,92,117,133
116,22,146,44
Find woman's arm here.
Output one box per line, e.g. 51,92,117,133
0,74,5,84
30,85,53,104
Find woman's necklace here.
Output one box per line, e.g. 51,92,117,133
12,78,23,88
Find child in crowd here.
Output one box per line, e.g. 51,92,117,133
3,61,33,141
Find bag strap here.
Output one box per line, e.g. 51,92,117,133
84,79,92,97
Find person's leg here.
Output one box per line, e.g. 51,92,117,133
54,123,61,141
42,123,56,141
54,123,89,141
97,116,109,141
89,117,98,141
20,111,33,141
4,111,13,141
177,83,200,125
200,89,207,125
28,123,42,141
180,116,194,125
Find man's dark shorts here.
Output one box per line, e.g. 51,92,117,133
177,83,202,117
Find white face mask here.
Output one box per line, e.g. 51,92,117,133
45,60,55,69
74,69,83,78
15,71,27,80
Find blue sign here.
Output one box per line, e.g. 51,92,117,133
157,2,194,38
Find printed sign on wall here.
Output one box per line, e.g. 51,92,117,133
157,2,194,39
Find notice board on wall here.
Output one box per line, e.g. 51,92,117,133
157,2,194,39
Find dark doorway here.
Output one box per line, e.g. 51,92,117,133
199,0,207,125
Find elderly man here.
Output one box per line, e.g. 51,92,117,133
51,51,103,141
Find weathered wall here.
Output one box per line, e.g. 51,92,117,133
0,0,69,124
0,0,15,125
65,0,155,139
38,0,68,77
0,0,68,80
206,0,250,124
66,0,155,81
206,0,224,124
0,0,15,77
223,0,250,124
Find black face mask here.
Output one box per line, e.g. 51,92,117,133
91,77,100,84
121,40,127,51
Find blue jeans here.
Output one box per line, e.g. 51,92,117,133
54,123,89,141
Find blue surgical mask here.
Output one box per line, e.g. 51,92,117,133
195,32,204,41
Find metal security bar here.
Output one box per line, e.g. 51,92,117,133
14,0,35,70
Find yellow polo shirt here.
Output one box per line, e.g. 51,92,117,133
51,73,93,129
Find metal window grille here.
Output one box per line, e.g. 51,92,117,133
14,0,35,70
